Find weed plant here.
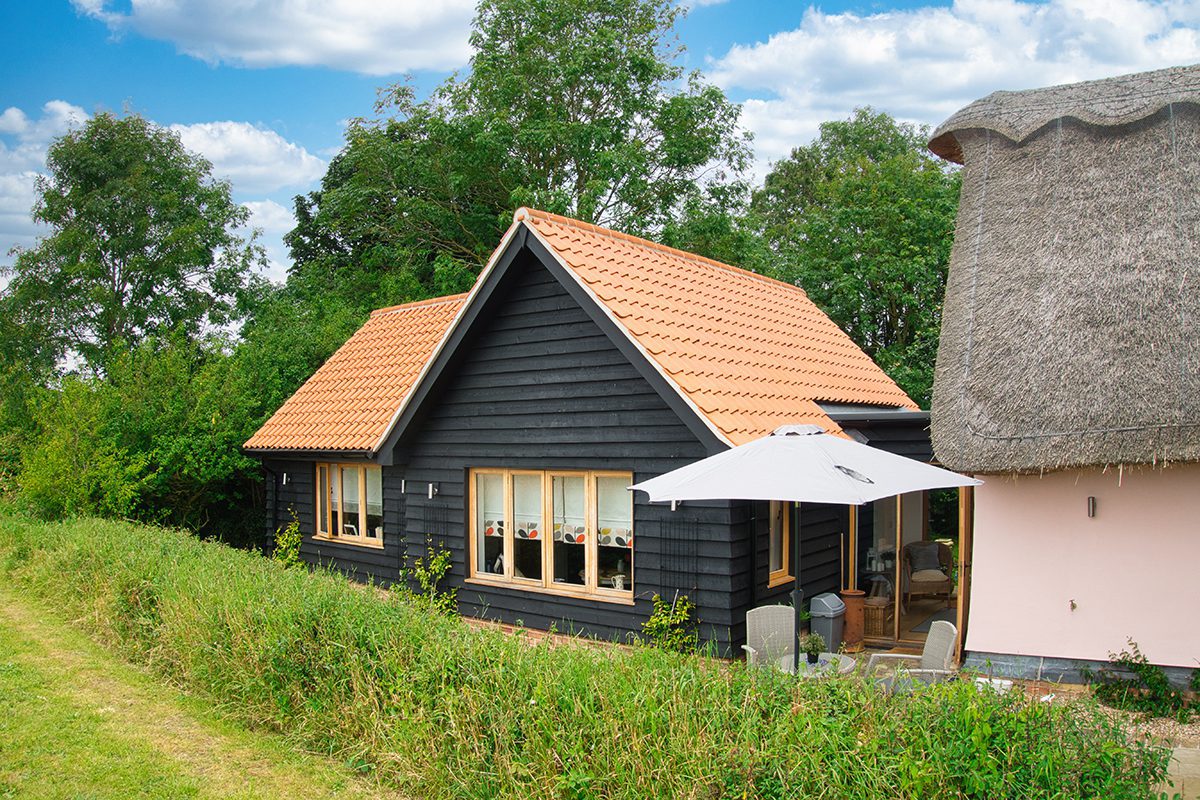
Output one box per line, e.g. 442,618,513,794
0,514,1171,799
1085,639,1197,723
272,508,303,569
641,592,699,653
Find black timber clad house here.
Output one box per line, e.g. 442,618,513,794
250,209,927,653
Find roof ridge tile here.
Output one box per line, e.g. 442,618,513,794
514,206,812,298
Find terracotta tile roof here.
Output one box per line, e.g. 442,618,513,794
243,294,467,452
518,208,917,444
245,208,916,453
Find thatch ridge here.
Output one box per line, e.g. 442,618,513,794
930,63,1200,163
930,65,1200,473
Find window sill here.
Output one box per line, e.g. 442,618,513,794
768,573,795,589
312,534,385,550
465,576,636,606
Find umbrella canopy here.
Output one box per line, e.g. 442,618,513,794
630,424,981,505
630,424,980,673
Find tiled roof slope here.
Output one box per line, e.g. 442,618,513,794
244,209,916,453
243,294,467,452
519,208,916,444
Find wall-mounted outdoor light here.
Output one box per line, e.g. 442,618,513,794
671,500,680,512
428,483,439,499
282,472,289,486
400,479,406,493
1087,496,1096,518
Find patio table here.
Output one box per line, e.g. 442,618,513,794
776,652,856,677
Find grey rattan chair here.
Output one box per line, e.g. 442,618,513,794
741,605,796,668
865,620,958,690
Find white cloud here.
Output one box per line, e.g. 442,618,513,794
243,198,295,234
0,172,42,261
170,121,326,194
0,108,29,135
0,103,318,277
709,0,1200,172
241,199,295,282
73,0,476,74
0,101,90,266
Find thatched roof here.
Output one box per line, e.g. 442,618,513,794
929,64,1200,473
930,64,1200,163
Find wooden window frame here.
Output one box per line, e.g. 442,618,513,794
314,463,384,549
768,500,793,588
467,468,634,602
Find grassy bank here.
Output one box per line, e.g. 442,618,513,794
0,584,394,799
0,513,1170,799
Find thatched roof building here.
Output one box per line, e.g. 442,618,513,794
929,65,1200,473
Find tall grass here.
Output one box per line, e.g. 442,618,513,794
0,514,1170,799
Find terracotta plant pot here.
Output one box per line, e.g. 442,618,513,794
840,589,866,652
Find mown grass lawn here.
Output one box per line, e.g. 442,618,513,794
0,584,395,800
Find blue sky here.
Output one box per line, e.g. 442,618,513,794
3,0,1199,280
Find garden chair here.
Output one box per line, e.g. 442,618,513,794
865,620,958,691
741,605,795,668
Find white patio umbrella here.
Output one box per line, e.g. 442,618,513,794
630,424,981,672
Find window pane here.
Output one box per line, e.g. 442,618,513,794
552,475,586,586
317,466,329,535
365,467,383,540
512,474,542,581
341,467,360,537
769,501,784,573
476,472,505,575
596,476,632,591
330,466,340,535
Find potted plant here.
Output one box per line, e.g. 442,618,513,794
800,633,826,665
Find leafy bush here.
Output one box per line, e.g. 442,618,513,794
16,335,268,545
641,592,698,653
398,535,457,615
0,515,1171,800
272,508,302,569
1085,639,1197,723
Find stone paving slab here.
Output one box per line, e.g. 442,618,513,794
1161,748,1200,799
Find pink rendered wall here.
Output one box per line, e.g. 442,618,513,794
967,463,1200,667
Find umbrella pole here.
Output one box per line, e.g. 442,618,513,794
792,503,802,673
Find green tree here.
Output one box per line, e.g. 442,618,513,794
459,0,749,232
752,108,960,406
287,0,752,312
3,112,263,375
20,332,270,543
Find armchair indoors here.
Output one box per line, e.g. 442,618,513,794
902,540,954,609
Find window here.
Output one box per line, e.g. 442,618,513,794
769,500,792,586
469,469,633,599
316,463,384,547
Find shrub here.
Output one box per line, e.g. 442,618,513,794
272,508,302,569
397,535,457,616
1085,639,1196,723
15,334,272,546
0,515,1171,799
641,592,698,653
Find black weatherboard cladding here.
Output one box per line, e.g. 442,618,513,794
263,457,405,585
254,238,880,652
391,247,747,648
